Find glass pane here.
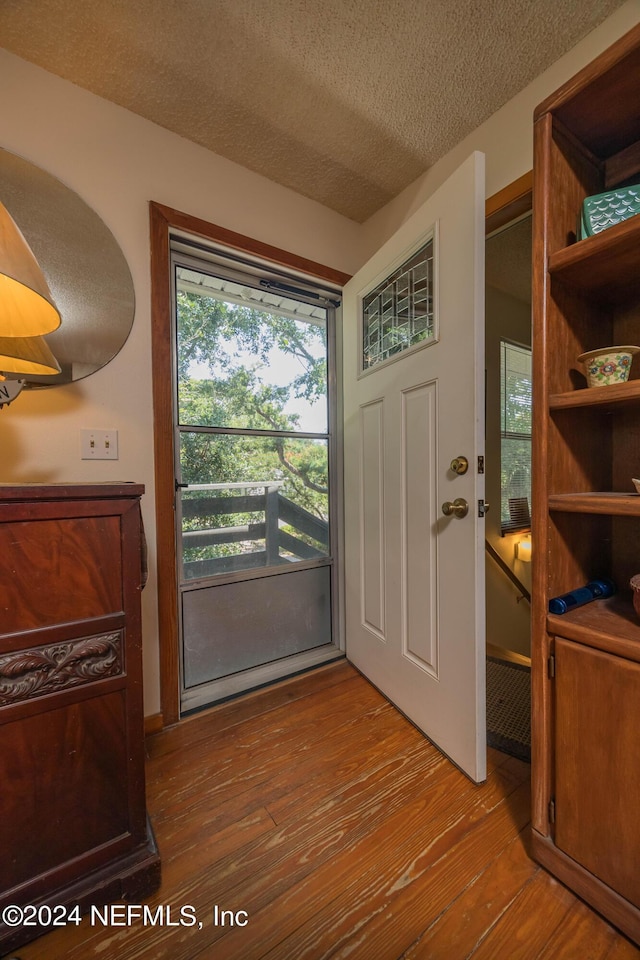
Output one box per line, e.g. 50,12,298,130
501,341,532,435
179,432,329,579
500,340,532,529
176,267,328,434
501,436,532,528
362,239,434,370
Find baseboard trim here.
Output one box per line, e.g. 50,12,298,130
144,713,164,737
487,642,531,667
532,830,640,945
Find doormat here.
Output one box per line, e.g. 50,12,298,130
486,656,531,762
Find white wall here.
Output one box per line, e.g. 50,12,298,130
0,49,362,717
361,0,640,256
0,1,637,717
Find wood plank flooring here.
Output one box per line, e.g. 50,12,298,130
14,661,640,960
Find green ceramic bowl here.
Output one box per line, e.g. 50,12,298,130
578,183,640,239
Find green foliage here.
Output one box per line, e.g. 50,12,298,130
176,289,330,567
500,341,532,528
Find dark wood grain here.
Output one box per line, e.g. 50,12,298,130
549,214,640,299
149,202,352,288
149,201,181,728
534,23,640,157
548,595,640,661
548,492,640,515
606,140,640,188
555,639,640,905
549,379,640,411
0,693,129,890
0,485,159,955
0,514,122,632
12,663,640,960
532,23,640,944
485,171,532,235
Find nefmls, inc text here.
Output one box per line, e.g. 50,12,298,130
89,904,249,928
90,905,199,927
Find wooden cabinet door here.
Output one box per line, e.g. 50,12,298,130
555,637,640,907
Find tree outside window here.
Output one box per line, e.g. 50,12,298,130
500,340,532,534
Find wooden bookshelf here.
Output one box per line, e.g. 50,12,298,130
547,595,640,661
548,492,640,515
549,379,640,411
531,22,640,945
548,214,640,296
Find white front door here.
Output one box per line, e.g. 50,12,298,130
343,152,486,782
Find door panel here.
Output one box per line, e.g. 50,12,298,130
402,380,438,677
182,566,332,689
555,637,640,907
360,399,385,637
343,152,486,781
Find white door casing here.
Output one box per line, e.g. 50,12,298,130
343,152,486,782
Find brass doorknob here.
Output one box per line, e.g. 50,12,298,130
450,456,469,475
442,498,469,519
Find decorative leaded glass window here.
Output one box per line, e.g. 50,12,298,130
361,237,435,371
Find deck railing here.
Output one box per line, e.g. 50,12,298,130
180,481,329,578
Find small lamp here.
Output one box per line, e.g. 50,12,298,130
0,335,61,377
0,336,62,408
515,537,532,562
0,201,61,337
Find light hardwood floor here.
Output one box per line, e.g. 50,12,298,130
14,661,640,959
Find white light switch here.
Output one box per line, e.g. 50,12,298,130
81,429,119,460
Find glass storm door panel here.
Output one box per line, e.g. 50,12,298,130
172,247,340,713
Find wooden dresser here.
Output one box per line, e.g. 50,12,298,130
0,483,160,953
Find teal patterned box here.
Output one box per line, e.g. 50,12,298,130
578,183,640,239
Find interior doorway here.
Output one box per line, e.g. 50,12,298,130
484,189,533,761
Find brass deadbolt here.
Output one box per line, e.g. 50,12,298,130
450,456,469,475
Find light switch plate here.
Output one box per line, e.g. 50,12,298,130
81,429,119,460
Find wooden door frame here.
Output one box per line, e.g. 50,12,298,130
485,171,532,235
149,202,351,726
149,174,532,728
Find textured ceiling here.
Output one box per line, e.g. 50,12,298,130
0,0,628,221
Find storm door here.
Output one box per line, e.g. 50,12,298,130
171,240,342,713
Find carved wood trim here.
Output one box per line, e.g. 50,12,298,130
0,632,123,706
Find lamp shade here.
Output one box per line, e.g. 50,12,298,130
0,201,61,337
0,334,61,376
